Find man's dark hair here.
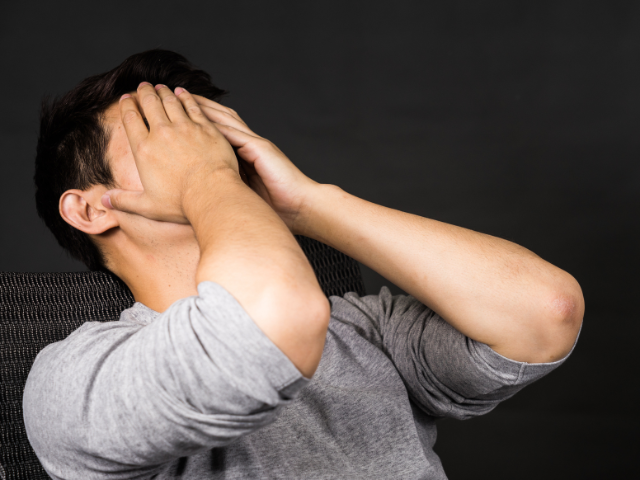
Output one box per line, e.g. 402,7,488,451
34,49,227,271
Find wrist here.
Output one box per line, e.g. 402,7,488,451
294,183,344,241
182,167,244,222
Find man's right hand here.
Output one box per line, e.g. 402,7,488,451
102,82,240,224
102,82,330,378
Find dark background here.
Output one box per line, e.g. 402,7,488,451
1,0,637,478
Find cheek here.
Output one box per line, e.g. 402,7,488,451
107,122,143,191
119,158,144,191
110,148,143,190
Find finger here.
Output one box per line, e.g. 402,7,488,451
192,94,246,125
214,124,264,161
174,87,209,125
199,104,255,135
103,189,188,224
119,94,149,152
154,84,189,123
137,82,170,130
102,189,148,216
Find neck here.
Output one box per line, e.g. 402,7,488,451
105,234,201,313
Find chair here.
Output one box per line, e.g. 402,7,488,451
0,236,365,480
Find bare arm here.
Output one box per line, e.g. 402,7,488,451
297,185,583,363
194,96,583,364
105,84,330,377
184,172,329,377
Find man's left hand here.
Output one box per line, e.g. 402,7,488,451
193,95,319,234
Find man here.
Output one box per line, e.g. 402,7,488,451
24,50,583,479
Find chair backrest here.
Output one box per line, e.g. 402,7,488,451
0,236,365,480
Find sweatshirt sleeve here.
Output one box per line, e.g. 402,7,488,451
23,281,308,480
329,286,580,420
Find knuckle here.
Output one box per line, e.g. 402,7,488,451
175,120,191,131
141,93,160,106
203,124,218,135
163,94,179,105
259,138,273,148
157,124,174,139
136,141,151,157
122,110,140,125
222,110,237,121
186,105,204,116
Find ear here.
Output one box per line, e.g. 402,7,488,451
59,186,119,235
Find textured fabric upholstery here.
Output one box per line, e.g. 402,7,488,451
0,236,365,480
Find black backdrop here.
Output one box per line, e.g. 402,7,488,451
1,1,637,478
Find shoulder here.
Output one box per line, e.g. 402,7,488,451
24,313,144,414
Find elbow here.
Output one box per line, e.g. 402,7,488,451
306,292,332,336
294,290,331,326
550,273,584,331
270,286,331,377
290,292,331,377
268,269,331,324
538,274,585,362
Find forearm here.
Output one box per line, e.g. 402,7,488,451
299,184,583,363
184,169,330,377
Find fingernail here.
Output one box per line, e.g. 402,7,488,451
175,87,186,95
101,194,113,209
139,81,151,87
154,84,166,90
120,94,131,101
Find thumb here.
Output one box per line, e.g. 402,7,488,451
102,189,148,216
215,124,262,163
102,189,188,223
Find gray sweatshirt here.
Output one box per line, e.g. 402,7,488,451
23,282,575,479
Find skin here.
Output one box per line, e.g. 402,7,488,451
60,83,584,366
60,83,330,377
62,98,199,309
